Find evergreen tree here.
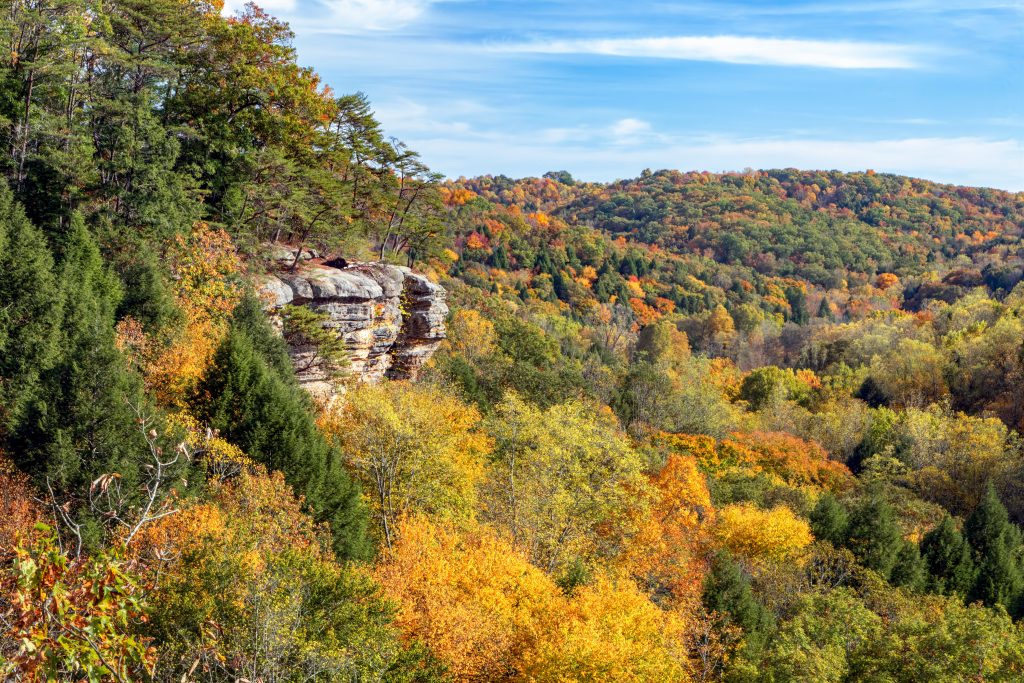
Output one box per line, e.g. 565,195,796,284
844,497,903,579
890,540,927,592
816,297,836,321
111,241,180,333
10,217,156,546
920,515,976,597
785,286,810,325
809,493,848,546
703,551,774,649
193,295,371,560
0,183,62,432
964,483,1024,614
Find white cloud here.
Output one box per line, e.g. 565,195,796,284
222,0,297,15
224,0,436,33
495,35,924,69
318,0,434,32
610,118,653,142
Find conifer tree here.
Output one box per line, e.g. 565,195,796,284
0,183,62,433
920,516,976,597
844,496,903,579
816,297,836,321
809,493,848,546
193,295,370,560
964,483,1023,615
703,550,774,650
10,217,158,546
890,540,927,592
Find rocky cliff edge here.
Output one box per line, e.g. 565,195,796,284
258,252,447,397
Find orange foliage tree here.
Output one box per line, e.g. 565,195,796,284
654,431,853,493
375,515,563,682
118,223,245,407
0,457,42,552
618,453,712,608
377,516,697,683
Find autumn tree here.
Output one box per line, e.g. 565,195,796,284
481,393,648,574
0,525,155,681
375,515,563,682
321,381,490,548
133,467,430,683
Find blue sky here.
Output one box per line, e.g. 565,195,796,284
226,0,1023,190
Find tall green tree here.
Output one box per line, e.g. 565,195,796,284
890,540,927,592
0,183,62,432
192,295,371,561
703,550,774,653
843,496,903,580
9,217,159,547
809,493,848,547
964,483,1024,615
920,515,976,597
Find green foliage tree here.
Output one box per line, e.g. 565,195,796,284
890,540,928,592
8,217,161,548
964,483,1024,615
843,496,903,580
192,295,371,560
920,516,976,597
702,550,774,655
809,493,849,547
0,182,62,432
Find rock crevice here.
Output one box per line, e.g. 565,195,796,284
259,259,447,396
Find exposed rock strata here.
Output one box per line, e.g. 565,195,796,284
259,259,447,397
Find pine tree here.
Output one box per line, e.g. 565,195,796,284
964,483,1023,614
920,515,976,597
890,540,927,592
193,295,371,560
844,497,903,580
703,550,774,649
810,493,848,546
10,217,157,546
0,183,62,433
816,297,836,321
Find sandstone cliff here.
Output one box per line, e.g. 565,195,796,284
259,257,447,397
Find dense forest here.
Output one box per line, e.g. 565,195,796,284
2,0,1024,681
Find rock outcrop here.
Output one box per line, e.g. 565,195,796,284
259,257,447,397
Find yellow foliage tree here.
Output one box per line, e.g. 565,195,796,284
482,393,649,573
375,515,563,682
119,223,245,407
715,503,813,568
529,573,692,683
378,516,696,683
320,381,491,547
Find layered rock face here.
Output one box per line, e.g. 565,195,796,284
259,260,447,396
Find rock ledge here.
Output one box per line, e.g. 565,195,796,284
259,259,447,397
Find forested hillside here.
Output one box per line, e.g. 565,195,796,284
2,1,1024,682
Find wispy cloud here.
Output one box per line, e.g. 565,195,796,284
316,0,435,32
225,0,437,33
494,35,925,69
